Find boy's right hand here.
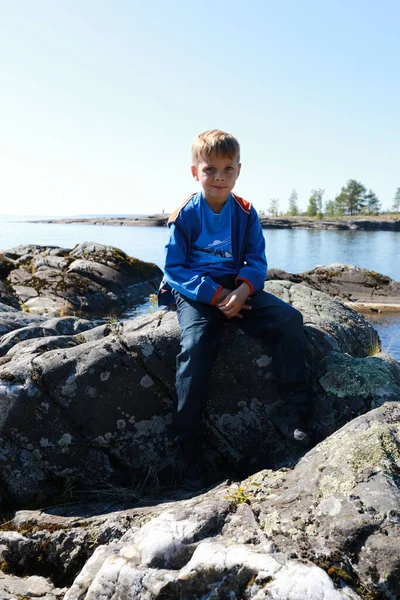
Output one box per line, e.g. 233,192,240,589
213,287,232,305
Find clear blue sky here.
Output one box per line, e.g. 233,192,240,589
1,0,399,215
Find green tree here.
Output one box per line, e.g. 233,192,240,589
361,190,381,215
287,189,299,216
267,197,279,216
307,189,324,217
333,192,347,215
325,199,335,217
334,179,367,215
392,187,400,212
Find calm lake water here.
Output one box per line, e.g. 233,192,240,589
0,215,399,359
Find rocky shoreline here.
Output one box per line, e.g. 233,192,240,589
268,264,400,312
0,242,162,317
259,215,400,231
27,214,400,231
0,245,399,598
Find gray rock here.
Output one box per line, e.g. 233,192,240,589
0,274,398,598
0,279,387,508
251,402,400,598
1,242,162,316
1,405,398,597
0,316,95,357
0,572,66,600
0,307,46,337
4,483,362,599
268,263,400,309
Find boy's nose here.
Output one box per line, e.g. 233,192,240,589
215,172,225,181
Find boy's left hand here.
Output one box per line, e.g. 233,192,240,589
217,282,252,319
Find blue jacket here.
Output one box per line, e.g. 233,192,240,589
159,191,267,306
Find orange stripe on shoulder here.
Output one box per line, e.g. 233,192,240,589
168,193,197,224
232,193,252,214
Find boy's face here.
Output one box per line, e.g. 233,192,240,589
191,152,241,204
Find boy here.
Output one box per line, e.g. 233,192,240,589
160,130,311,490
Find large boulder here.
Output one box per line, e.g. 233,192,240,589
1,243,162,316
268,263,400,309
0,274,399,598
1,405,399,598
0,279,397,509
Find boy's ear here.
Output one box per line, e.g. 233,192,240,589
191,165,199,181
237,163,242,177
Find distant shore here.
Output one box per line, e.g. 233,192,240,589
28,215,169,227
27,214,400,231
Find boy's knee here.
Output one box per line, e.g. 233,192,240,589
282,304,303,330
181,324,219,354
291,306,303,325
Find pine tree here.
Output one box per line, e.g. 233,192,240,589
362,190,381,215
334,180,367,215
334,191,347,216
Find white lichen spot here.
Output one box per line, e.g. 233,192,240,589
141,343,154,358
256,355,272,367
120,544,141,563
140,375,154,388
317,496,342,517
251,398,261,410
86,386,97,398
134,416,166,436
117,419,126,430
40,402,50,412
61,375,77,398
238,401,247,408
100,371,110,382
58,433,72,448
262,510,281,536
129,416,136,424
104,432,112,441
0,383,24,399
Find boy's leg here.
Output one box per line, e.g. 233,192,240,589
173,291,225,489
173,289,224,440
239,290,311,442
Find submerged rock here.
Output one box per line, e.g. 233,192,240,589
0,242,162,316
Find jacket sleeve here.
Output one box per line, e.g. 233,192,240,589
235,207,268,294
164,222,223,304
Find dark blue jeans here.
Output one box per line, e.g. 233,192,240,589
173,275,308,440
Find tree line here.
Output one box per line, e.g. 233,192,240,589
262,182,400,218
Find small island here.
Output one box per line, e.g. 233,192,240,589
28,213,400,231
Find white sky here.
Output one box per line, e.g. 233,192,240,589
1,0,399,215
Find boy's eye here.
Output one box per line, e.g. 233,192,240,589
205,167,215,173
225,167,233,172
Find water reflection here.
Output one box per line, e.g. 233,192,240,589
265,229,400,279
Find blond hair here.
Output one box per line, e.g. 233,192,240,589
191,129,240,165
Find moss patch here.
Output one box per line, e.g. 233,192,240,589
317,421,400,499
319,354,396,399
